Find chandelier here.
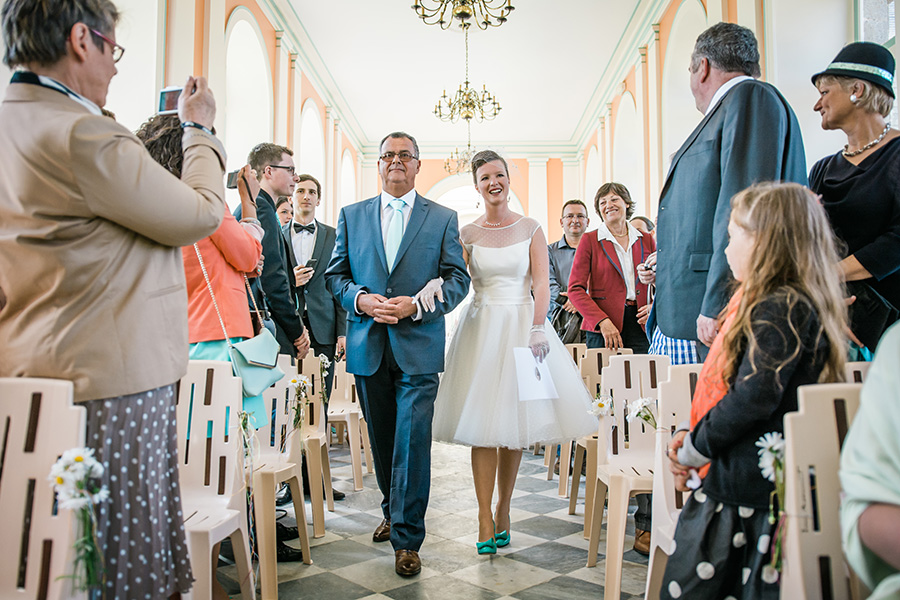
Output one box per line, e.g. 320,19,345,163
412,0,514,30
433,24,501,123
445,121,475,175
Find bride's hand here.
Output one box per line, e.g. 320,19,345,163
528,325,550,362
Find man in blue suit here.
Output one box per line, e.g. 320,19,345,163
325,132,470,576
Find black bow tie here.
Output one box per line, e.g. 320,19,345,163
293,223,315,234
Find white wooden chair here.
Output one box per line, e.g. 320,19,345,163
298,353,335,537
781,383,864,600
586,354,670,600
252,354,314,599
844,361,870,384
326,358,368,490
175,361,255,600
564,342,587,367
0,378,87,600
644,364,701,600
569,347,633,535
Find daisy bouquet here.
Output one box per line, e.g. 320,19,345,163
756,431,786,573
48,447,109,591
318,354,332,405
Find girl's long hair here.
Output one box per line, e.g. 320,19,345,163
719,182,847,385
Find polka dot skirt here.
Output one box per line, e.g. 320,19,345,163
661,488,780,600
84,384,193,599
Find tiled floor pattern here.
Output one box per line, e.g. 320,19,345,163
219,441,648,599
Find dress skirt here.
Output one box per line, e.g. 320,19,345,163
433,298,598,448
84,384,193,599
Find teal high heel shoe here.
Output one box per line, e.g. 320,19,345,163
494,516,510,548
476,536,497,555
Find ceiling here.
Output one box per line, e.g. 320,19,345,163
281,0,643,156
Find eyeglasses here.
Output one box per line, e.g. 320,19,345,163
562,214,588,220
380,151,418,163
269,164,296,175
90,29,125,63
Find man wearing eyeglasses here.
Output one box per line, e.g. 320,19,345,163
240,143,310,359
326,132,470,577
548,200,590,328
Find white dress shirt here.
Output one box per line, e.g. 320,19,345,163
380,189,417,243
596,221,643,301
705,75,753,116
290,219,317,267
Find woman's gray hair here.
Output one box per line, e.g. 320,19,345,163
691,22,761,78
2,0,119,68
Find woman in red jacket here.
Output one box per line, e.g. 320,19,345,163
568,182,655,353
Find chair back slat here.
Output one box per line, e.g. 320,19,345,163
176,361,243,509
781,383,862,600
565,343,587,367
257,354,298,455
603,354,669,461
0,378,87,600
580,348,633,398
843,361,870,384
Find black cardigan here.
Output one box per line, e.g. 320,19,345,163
690,291,830,508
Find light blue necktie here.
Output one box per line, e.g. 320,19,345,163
385,198,406,271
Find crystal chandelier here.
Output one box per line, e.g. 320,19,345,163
445,121,476,175
411,0,514,30
433,24,501,123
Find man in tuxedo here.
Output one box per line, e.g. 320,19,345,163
648,22,807,362
240,143,309,358
283,174,346,396
280,173,347,504
325,132,470,576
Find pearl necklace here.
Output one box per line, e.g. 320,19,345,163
843,123,891,157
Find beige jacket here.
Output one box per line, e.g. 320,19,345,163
0,82,226,402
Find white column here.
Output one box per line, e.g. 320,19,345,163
561,158,581,204
273,32,289,146
330,120,342,226
324,107,334,223
634,48,650,215
291,59,303,155
361,158,379,199
164,0,194,86
602,104,613,181
204,0,226,136
528,157,549,232
647,24,662,214
356,152,364,206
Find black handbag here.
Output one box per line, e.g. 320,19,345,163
846,280,899,352
550,303,585,344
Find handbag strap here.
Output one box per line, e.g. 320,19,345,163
243,274,265,325
193,243,234,348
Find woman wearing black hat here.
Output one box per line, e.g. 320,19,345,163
810,41,900,355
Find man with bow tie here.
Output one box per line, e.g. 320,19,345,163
283,173,347,397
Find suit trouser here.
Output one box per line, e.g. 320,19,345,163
354,343,439,552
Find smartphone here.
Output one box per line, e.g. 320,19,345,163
226,170,240,189
305,258,318,270
158,86,182,115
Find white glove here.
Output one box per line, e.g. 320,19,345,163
528,325,550,363
414,277,444,313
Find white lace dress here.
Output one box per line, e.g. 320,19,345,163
432,217,598,448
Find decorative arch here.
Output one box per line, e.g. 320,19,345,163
340,149,357,208
611,91,647,211
660,0,707,168
223,7,273,208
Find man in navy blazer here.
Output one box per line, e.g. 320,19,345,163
649,22,807,362
325,132,470,576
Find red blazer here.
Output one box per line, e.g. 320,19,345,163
182,207,262,343
568,229,656,333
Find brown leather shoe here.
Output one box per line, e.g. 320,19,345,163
633,529,651,556
394,549,421,576
373,518,391,543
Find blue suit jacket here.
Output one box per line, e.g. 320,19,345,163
325,193,470,376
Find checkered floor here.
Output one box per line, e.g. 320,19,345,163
218,440,649,599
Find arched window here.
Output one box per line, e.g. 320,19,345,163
661,0,707,169
224,8,273,210
298,100,326,216
611,91,646,214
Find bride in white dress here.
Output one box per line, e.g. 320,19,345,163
432,150,597,555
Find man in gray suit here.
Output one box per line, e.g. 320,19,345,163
648,22,807,362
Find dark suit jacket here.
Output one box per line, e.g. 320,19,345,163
325,193,470,376
234,189,304,352
282,219,347,346
654,79,807,340
568,230,655,332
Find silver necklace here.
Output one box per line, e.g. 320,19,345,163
843,123,891,157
